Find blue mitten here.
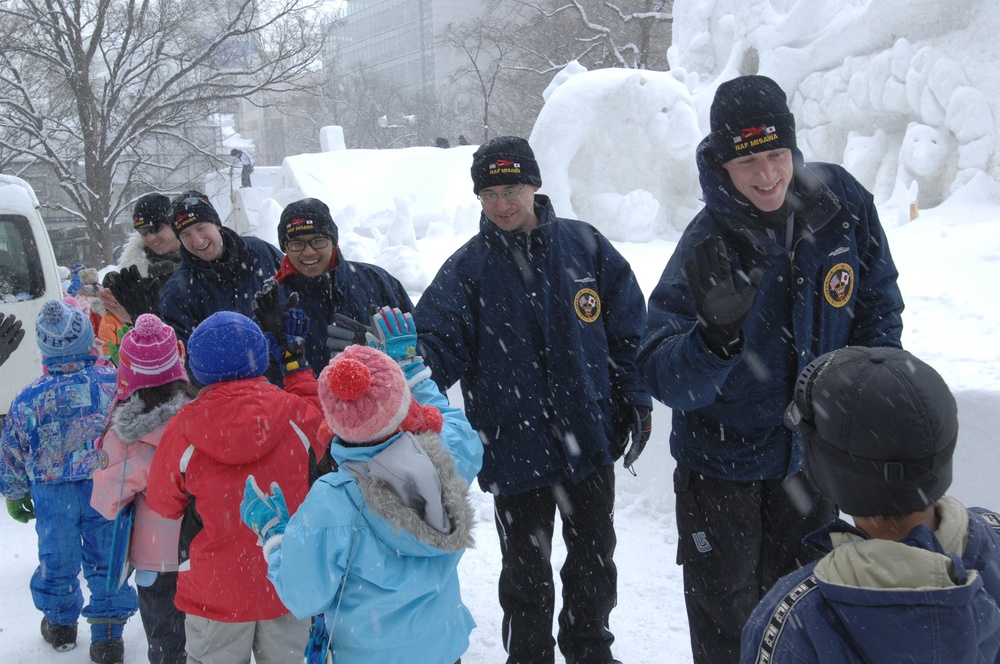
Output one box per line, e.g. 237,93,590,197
370,307,430,385
240,476,290,544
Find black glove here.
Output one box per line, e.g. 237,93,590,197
253,280,299,345
106,265,159,320
624,406,652,471
326,314,375,355
0,313,25,366
684,236,762,358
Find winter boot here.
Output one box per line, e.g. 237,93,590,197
89,621,125,664
41,617,78,652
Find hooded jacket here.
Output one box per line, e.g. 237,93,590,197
0,357,113,499
158,226,282,345
274,248,413,374
414,195,650,495
91,392,189,572
145,371,326,622
637,140,904,481
264,377,483,664
740,496,1000,663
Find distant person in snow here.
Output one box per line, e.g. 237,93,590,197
637,74,905,664
742,346,1000,664
230,148,255,188
253,197,412,377
414,135,652,664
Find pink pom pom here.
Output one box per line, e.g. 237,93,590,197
132,314,161,338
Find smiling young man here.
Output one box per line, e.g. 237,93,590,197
266,197,412,373
415,136,652,664
637,75,905,664
157,191,283,352
101,193,182,324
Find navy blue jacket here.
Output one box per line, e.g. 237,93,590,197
158,227,283,345
414,196,650,495
637,142,903,481
275,249,413,374
740,499,1000,663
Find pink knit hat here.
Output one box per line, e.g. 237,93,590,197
117,314,188,400
318,345,414,444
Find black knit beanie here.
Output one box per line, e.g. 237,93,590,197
133,193,171,231
470,136,542,195
169,190,221,235
709,75,796,164
277,198,339,251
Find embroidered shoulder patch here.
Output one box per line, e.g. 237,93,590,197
823,263,854,308
574,288,601,322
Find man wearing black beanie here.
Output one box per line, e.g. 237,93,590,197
251,197,413,375
415,135,652,664
637,75,905,664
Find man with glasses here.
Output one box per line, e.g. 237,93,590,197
414,135,651,664
255,197,412,375
157,191,283,370
101,193,182,324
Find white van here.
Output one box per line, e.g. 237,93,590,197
0,175,63,422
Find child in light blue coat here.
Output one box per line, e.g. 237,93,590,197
242,310,482,664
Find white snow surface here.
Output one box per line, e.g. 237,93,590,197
3,0,1000,661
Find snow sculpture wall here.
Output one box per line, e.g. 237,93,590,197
667,0,998,219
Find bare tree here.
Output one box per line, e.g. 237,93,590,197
438,6,528,144
515,0,673,71
0,0,331,263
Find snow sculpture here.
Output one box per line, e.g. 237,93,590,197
666,0,998,212
530,65,702,240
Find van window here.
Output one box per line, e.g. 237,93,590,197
0,214,46,302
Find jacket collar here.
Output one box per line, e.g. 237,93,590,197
479,195,554,251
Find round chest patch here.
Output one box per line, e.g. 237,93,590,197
98,450,110,470
823,263,854,308
574,288,601,322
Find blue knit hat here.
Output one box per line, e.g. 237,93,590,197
35,299,94,361
187,311,269,386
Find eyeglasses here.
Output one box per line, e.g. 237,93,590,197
477,185,526,204
285,237,332,253
136,223,163,237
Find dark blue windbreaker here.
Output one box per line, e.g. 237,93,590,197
637,141,904,481
275,249,414,374
414,196,650,495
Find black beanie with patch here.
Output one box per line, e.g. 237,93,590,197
709,75,797,164
133,193,171,231
168,190,221,235
277,198,339,251
470,136,542,195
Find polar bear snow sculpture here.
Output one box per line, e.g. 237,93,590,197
530,65,703,241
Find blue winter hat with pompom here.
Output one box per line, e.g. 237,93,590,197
187,311,269,386
35,299,94,362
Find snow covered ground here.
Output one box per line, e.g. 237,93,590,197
4,0,1000,659
2,193,998,662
